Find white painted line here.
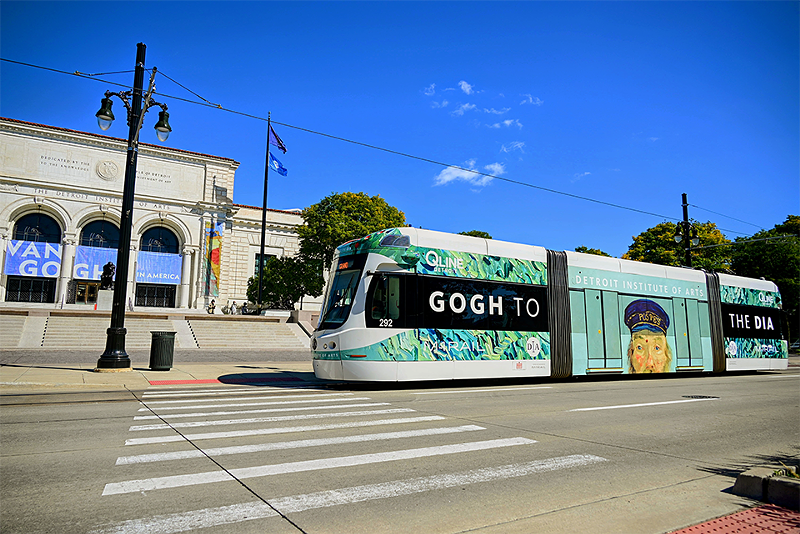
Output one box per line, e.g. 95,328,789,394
142,392,353,404
115,425,487,465
414,386,553,395
129,408,416,432
93,454,606,533
142,387,325,398
763,374,800,379
138,395,364,411
124,416,446,445
102,437,536,495
569,398,718,412
133,402,390,420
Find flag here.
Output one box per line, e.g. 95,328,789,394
269,152,288,176
268,125,287,153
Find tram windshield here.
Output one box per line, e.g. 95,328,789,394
318,255,364,330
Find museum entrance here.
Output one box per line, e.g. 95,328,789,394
75,281,100,304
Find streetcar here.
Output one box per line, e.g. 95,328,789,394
311,227,788,381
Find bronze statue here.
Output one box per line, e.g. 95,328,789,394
100,262,115,290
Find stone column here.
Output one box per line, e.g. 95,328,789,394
0,228,8,302
56,237,76,307
127,244,138,310
179,247,193,308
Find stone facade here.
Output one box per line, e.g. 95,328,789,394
0,117,311,311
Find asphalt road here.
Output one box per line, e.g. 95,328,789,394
1,370,798,534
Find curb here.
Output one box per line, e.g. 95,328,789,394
732,466,800,511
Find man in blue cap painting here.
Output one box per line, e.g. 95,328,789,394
624,299,673,373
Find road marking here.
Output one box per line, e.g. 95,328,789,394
133,402,390,420
141,387,325,398
137,395,364,412
142,392,354,405
115,425,487,465
124,415,447,445
129,408,416,431
102,437,536,495
568,398,718,412
413,386,552,395
93,454,606,533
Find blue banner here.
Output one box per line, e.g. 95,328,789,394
3,240,62,278
74,246,117,280
136,251,182,285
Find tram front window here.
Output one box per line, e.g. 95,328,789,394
319,267,361,330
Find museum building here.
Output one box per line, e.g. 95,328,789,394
0,117,307,311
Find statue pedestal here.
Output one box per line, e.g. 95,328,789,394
97,289,114,311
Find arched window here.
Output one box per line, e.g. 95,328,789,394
13,212,61,243
80,220,120,248
140,226,179,253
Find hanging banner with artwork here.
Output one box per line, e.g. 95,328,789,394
136,251,182,284
204,220,223,296
73,246,117,280
3,240,62,278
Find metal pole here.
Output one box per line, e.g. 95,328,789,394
257,113,271,310
682,192,691,268
97,43,146,370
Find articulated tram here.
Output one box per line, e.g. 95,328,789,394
311,228,788,382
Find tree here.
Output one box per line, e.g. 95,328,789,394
297,192,407,267
459,230,493,239
574,246,611,257
730,215,800,340
622,221,732,271
247,256,324,310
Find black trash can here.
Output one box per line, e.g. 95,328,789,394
149,331,176,370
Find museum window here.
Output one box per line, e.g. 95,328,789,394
13,212,61,243
80,220,120,248
140,226,179,253
254,253,277,276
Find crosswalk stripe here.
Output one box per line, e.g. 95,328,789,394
124,415,447,445
133,402,391,421
142,388,322,398
142,392,354,406
115,425,487,465
137,395,365,412
94,454,606,532
102,438,536,495
129,408,416,432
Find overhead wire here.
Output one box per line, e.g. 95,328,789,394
0,56,761,236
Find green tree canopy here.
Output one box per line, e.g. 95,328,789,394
458,230,493,239
622,221,731,271
297,192,407,267
730,215,799,339
574,246,612,257
247,256,324,310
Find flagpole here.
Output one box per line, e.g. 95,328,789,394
257,112,271,310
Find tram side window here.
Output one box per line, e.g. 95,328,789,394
367,274,416,328
319,269,361,328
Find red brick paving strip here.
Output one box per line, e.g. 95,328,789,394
670,505,800,534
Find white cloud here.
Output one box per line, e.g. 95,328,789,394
488,119,523,129
501,141,525,153
431,100,449,108
483,107,511,115
458,80,474,95
423,83,436,96
571,171,591,183
648,137,659,142
520,94,544,106
434,159,504,188
451,103,477,116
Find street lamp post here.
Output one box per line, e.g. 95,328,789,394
673,192,699,268
95,42,172,371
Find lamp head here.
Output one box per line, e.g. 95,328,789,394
95,97,115,131
154,110,171,142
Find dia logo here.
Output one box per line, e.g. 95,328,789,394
525,337,541,358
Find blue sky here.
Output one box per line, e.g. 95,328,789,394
1,1,797,257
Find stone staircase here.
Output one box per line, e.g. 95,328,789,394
0,314,27,349
187,318,308,350
40,316,182,350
